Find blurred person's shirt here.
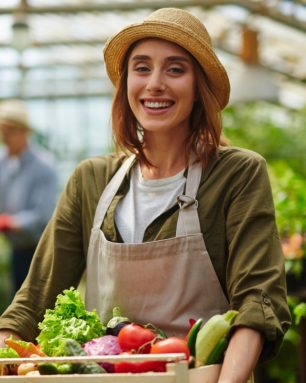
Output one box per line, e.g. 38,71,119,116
0,143,58,250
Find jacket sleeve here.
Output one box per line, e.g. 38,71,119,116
225,152,291,362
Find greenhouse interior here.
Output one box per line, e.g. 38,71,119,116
0,1,305,382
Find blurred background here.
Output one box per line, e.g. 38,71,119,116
0,1,305,382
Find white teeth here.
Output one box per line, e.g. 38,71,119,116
144,101,171,108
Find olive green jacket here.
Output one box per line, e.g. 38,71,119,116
0,146,291,362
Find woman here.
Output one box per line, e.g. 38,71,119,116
0,8,290,382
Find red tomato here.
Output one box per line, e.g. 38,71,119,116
150,337,190,360
118,323,156,353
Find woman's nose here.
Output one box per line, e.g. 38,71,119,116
146,70,166,92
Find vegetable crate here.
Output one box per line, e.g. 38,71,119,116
0,354,221,383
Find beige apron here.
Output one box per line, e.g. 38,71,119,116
86,155,229,337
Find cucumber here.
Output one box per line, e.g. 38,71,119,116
38,362,74,375
187,318,204,357
38,363,60,375
195,310,238,366
57,364,74,374
205,337,228,365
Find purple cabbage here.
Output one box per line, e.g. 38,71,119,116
83,335,122,373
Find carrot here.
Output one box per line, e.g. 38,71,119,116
4,337,46,358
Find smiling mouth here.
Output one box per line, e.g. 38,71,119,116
143,100,174,109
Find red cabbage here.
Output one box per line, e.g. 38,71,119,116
83,335,122,373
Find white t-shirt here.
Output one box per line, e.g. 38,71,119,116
115,163,186,243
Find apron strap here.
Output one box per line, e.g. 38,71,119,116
92,153,203,236
92,154,136,228
176,155,202,236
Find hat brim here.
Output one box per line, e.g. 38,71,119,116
103,20,230,110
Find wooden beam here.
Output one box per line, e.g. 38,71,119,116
0,0,305,32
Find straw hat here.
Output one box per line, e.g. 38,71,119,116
103,7,230,110
0,99,31,130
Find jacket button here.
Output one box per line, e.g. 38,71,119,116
263,297,270,305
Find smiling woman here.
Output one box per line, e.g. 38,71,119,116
126,38,196,169
0,7,290,383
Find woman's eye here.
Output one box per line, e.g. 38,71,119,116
168,67,184,74
134,66,150,73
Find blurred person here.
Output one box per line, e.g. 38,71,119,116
0,99,57,294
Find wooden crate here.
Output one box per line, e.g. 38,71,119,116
0,354,221,383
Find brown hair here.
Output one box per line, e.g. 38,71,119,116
111,43,228,168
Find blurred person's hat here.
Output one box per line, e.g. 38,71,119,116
103,7,230,111
0,99,31,131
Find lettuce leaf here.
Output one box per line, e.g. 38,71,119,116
36,287,105,356
0,347,19,358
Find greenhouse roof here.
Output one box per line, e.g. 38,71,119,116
0,0,305,109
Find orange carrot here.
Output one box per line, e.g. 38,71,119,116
4,338,46,358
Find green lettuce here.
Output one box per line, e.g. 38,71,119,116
0,347,19,358
36,287,105,356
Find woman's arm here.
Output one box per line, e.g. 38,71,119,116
223,152,291,361
218,326,264,383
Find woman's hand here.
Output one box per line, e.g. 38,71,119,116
218,326,264,383
0,330,22,348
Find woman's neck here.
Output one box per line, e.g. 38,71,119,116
141,147,188,179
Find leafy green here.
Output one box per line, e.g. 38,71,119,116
293,302,306,325
0,347,19,358
36,287,105,356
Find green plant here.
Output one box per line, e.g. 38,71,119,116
223,103,306,178
0,234,12,314
268,162,306,281
268,162,306,235
263,296,306,383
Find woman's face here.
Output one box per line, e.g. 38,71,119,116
127,38,196,138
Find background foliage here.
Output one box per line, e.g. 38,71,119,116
0,235,12,314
